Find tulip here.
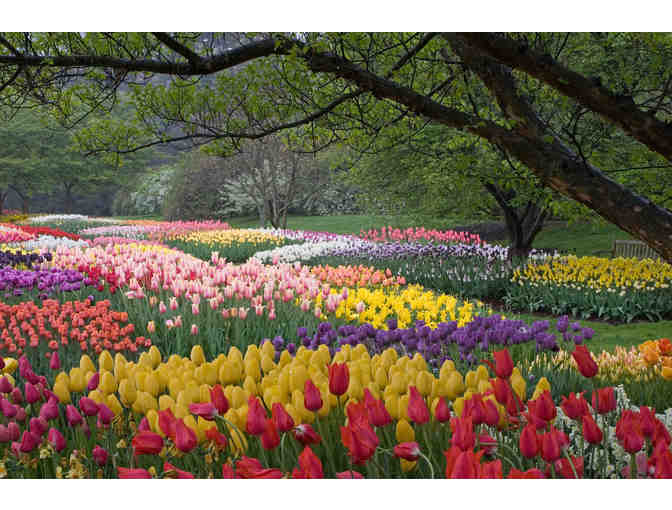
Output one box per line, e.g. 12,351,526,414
48,428,66,452
394,442,421,462
164,461,195,479
25,382,41,404
582,414,603,445
14,407,26,423
450,416,475,451
540,428,563,463
407,386,430,425
39,398,59,421
292,446,324,479
93,445,109,466
560,392,589,420
138,417,151,432
205,426,228,448
246,396,267,436
98,403,114,426
233,456,283,479
1,397,17,418
29,416,48,437
6,421,20,441
528,390,556,423
363,389,392,428
191,324,199,335
492,349,514,379
591,387,616,415
519,424,539,459
49,352,61,370
189,402,217,421
210,385,229,415
450,450,479,478
328,362,349,396
508,468,545,479
0,424,9,443
572,345,598,378
79,397,99,417
174,419,197,453
147,320,156,334
481,459,503,478
435,396,452,423
132,431,164,455
118,467,152,479
261,418,281,450
0,356,3,370
65,404,83,426
10,387,23,405
271,402,295,433
87,372,100,392
336,470,365,479
340,421,379,465
304,379,323,412
292,423,322,445
19,430,41,453
0,376,12,394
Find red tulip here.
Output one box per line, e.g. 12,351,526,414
79,397,99,417
591,387,616,415
572,345,598,378
10,387,22,405
24,382,41,404
210,384,229,415
271,402,295,433
582,414,603,445
463,394,486,425
346,400,370,429
29,416,48,437
519,424,539,459
132,431,164,455
328,362,349,396
482,399,500,428
189,402,217,421
434,396,451,423
336,470,364,479
205,427,228,448
638,406,657,440
450,450,478,478
164,461,195,479
0,397,17,418
492,377,511,406
87,372,100,391
450,416,475,451
340,422,379,465
0,356,3,370
493,349,514,379
158,408,177,440
49,352,61,370
292,423,321,445
617,413,644,454
363,388,392,427
47,427,66,452
246,396,267,436
65,404,83,426
540,428,563,463
480,459,503,478
653,447,672,478
234,456,283,479
292,446,324,478
118,467,152,479
507,468,545,479
174,419,197,453
560,392,589,420
19,430,41,453
0,424,9,443
549,456,584,479
97,403,114,426
304,379,323,412
529,390,556,423
40,398,59,421
479,433,497,455
6,422,19,441
394,442,421,462
261,418,281,450
138,417,151,432
92,445,108,466
407,386,430,424
0,376,12,394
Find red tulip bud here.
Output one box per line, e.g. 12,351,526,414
572,345,598,378
582,414,603,445
271,402,295,433
407,386,430,424
49,352,61,370
303,379,323,412
65,405,83,426
210,385,229,415
48,427,66,452
394,442,421,462
189,402,217,421
93,445,109,466
328,362,349,396
79,397,99,417
25,382,41,404
87,372,100,391
174,419,197,453
0,376,12,394
493,349,514,379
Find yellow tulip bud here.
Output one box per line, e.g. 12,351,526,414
228,346,243,364
373,366,387,389
185,381,200,403
106,394,123,416
200,384,212,403
260,340,274,359
98,350,114,372
476,365,490,382
535,376,551,393
662,366,672,381
53,380,71,404
411,353,428,373
347,377,364,401
464,370,478,390
332,352,346,364
261,354,276,374
144,373,160,397
398,393,410,421
400,459,417,473
396,419,415,443
477,379,492,394
118,379,137,407
352,343,367,360
173,403,189,420
79,354,96,375
415,371,434,397
384,395,399,420
244,358,261,382
231,386,246,409
382,347,398,365
190,345,206,367
139,391,158,413
285,403,303,426
168,378,185,401
88,389,104,404
277,350,292,369
55,372,70,390
99,371,117,395
440,359,456,378
453,396,465,417
183,415,204,443
148,345,162,368
444,371,465,401
138,353,153,371
228,423,248,455
289,364,308,393
146,409,160,434
243,376,258,396
168,354,182,366
365,383,381,400
510,374,526,401
390,371,407,394
219,360,242,385
159,394,176,411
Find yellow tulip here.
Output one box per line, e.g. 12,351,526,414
661,366,672,381
144,373,160,397
510,374,526,401
190,345,206,366
389,371,407,394
98,350,114,372
440,359,455,378
231,386,246,409
277,350,292,369
168,378,185,400
396,419,415,443
55,372,70,390
69,367,87,393
100,372,117,395
200,384,212,403
146,409,160,434
285,403,302,426
261,354,276,374
244,358,261,382
411,353,428,373
374,366,388,388
118,379,138,406
398,393,410,421
138,391,158,413
347,377,364,401
148,345,162,368
106,394,123,416
1,357,17,374
289,364,308,393
260,341,275,359
477,379,492,394
88,389,104,404
453,396,465,417
400,459,417,473
138,353,153,371
159,394,176,411
476,365,490,382
183,415,204,443
243,375,258,396
444,371,465,401
219,360,242,385
53,380,71,404
415,371,433,397
464,370,478,390
79,354,96,375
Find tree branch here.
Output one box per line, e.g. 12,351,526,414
151,32,202,66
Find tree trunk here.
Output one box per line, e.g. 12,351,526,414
0,190,6,214
64,183,75,214
483,182,547,260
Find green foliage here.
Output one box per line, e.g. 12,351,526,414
112,164,177,216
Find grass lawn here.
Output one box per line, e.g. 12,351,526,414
532,220,635,257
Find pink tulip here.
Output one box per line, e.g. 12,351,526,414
98,403,114,426
10,387,23,405
29,416,49,436
0,424,10,443
0,376,12,393
79,397,100,417
191,303,200,316
87,372,100,391
65,405,84,426
19,430,41,453
0,397,17,418
7,422,20,441
40,398,60,421
191,324,199,336
48,428,66,452
25,382,41,404
93,445,109,466
49,352,61,370
159,302,167,314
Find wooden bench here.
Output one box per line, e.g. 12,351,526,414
612,240,661,260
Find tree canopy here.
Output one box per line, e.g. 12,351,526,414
1,32,672,258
